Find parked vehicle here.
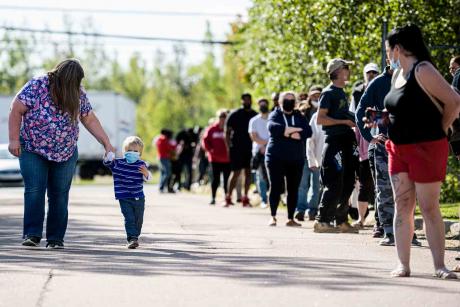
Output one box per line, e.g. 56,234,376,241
0,144,22,183
0,91,136,180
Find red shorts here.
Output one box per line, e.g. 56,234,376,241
385,138,448,183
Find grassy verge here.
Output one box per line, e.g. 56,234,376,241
416,203,459,220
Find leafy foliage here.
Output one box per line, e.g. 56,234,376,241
233,0,460,95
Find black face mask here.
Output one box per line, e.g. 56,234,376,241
243,103,251,110
282,99,296,112
259,105,269,113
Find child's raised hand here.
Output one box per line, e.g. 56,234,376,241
103,151,115,162
139,165,149,177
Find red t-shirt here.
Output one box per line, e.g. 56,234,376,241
202,123,229,163
155,135,175,159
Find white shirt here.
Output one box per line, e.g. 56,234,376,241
248,114,269,156
307,112,326,168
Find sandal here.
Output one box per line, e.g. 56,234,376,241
434,268,458,280
391,266,411,277
268,217,277,227
453,264,460,273
286,219,302,227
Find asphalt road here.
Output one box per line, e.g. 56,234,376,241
0,185,459,307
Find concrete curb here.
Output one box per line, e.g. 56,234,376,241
415,218,460,239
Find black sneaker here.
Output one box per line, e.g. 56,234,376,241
307,211,317,221
209,199,216,205
22,236,41,247
295,211,305,222
379,233,395,246
46,241,64,249
411,234,422,247
372,225,384,238
127,239,139,249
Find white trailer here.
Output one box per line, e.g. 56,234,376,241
0,91,136,179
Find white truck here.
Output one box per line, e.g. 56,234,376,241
0,91,136,179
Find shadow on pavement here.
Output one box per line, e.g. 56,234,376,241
0,209,458,293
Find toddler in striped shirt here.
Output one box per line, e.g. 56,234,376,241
104,136,152,249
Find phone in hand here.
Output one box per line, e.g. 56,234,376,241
365,108,389,122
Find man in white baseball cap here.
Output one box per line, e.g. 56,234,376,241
363,63,380,84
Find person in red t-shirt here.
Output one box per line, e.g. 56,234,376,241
154,129,176,193
202,110,230,205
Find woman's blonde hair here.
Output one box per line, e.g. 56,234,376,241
48,59,85,123
279,91,298,104
122,136,144,153
215,108,229,118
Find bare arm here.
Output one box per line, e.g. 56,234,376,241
249,132,268,146
8,99,28,157
224,126,232,152
80,111,115,154
416,62,460,132
316,108,355,127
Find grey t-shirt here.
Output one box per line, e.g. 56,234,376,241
319,84,354,136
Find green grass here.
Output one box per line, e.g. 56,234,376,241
416,203,459,220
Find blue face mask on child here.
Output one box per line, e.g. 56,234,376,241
124,151,140,164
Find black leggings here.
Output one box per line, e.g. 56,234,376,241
266,159,304,219
211,162,231,200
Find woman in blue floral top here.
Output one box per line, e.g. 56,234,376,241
8,59,115,249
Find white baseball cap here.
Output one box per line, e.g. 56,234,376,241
363,63,380,74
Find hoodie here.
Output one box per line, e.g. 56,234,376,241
265,107,312,162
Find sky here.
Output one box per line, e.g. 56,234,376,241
0,0,252,67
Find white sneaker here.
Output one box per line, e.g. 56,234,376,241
260,202,268,209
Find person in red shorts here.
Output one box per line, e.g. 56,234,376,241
382,25,460,279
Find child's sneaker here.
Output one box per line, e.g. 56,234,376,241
22,236,40,247
127,239,139,249
46,241,64,249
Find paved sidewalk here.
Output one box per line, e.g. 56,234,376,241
0,185,459,307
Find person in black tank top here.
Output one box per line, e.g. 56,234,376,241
381,25,460,280
384,62,446,144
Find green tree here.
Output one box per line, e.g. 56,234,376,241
236,0,460,94
0,33,34,94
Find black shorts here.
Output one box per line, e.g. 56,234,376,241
229,149,252,171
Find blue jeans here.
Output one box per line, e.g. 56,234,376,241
159,158,171,191
296,160,320,215
19,148,78,243
119,198,145,241
256,166,268,203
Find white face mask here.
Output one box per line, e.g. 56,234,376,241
310,100,319,108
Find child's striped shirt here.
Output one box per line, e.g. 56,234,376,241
104,158,149,200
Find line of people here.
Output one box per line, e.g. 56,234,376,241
193,24,460,279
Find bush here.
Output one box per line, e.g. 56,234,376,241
441,156,460,203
